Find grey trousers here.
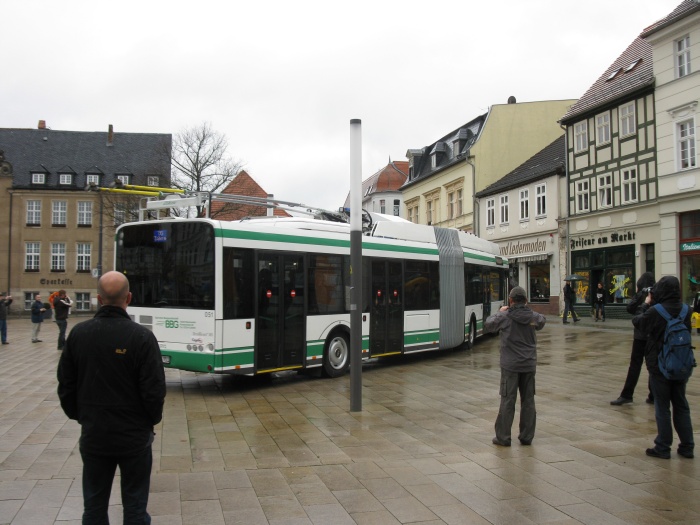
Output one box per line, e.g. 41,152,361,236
31,322,42,341
494,368,536,444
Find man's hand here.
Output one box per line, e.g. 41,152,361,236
499,305,509,312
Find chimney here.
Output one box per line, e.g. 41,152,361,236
107,124,114,147
38,120,46,129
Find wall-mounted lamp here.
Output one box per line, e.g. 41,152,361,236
549,233,554,244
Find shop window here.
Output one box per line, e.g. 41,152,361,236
606,269,634,304
529,264,550,303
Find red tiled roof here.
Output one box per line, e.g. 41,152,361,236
210,170,291,220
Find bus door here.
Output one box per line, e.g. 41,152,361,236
370,260,403,356
256,252,305,371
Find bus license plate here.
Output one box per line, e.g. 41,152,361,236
161,355,171,364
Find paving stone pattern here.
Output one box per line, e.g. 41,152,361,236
0,316,698,524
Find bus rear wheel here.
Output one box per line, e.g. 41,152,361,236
466,318,476,349
323,332,350,377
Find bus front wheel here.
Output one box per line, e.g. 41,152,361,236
323,332,350,377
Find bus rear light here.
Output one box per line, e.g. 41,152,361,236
246,322,251,329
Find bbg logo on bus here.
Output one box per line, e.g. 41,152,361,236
164,319,179,328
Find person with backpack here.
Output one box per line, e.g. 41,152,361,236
633,275,695,459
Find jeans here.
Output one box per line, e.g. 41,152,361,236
563,300,578,322
80,445,153,525
494,369,536,444
0,319,6,343
620,338,652,401
594,303,605,320
649,374,694,456
56,319,67,349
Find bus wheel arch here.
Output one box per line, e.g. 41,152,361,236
322,328,350,377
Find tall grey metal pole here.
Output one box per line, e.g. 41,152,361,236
350,119,363,412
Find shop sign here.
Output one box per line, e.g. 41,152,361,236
570,230,636,249
499,238,548,257
39,278,74,286
680,241,700,252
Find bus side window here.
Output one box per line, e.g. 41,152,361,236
223,248,254,319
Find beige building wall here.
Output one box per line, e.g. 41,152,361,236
403,99,575,234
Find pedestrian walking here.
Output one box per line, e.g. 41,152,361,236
57,271,166,523
30,294,46,342
633,275,694,459
610,272,655,406
562,279,580,324
0,292,12,344
53,289,73,351
594,282,606,322
485,286,546,446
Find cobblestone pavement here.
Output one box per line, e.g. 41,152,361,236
0,315,698,524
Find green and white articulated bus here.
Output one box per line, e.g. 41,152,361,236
115,214,508,377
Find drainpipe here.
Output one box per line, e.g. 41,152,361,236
7,190,12,297
560,121,570,316
466,153,477,235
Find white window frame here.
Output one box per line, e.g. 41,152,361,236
426,200,433,225
32,172,46,184
116,174,130,185
26,200,41,225
619,102,636,137
51,242,66,271
380,199,386,214
393,199,400,216
678,119,696,170
52,201,67,226
596,112,611,145
114,206,126,226
677,35,691,78
575,180,590,213
75,292,91,311
77,201,93,226
147,176,159,187
622,167,638,204
598,174,613,208
76,243,91,272
519,189,529,221
25,242,40,271
86,174,100,185
59,173,72,185
486,198,495,227
457,189,463,216
499,195,509,225
574,121,588,152
535,183,546,217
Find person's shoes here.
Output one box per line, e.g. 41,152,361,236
646,448,670,459
1,342,8,345
492,437,511,447
602,319,605,322
519,439,532,446
595,319,599,322
677,449,694,459
563,321,570,324
573,318,580,323
645,396,654,405
36,339,42,342
610,397,633,406
31,340,37,343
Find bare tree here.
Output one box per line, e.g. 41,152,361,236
169,122,245,217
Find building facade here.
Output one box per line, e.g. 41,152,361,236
560,36,659,316
475,137,566,315
0,123,171,313
642,0,700,305
343,160,408,217
401,98,576,234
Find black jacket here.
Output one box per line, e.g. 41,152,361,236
632,276,692,377
57,305,166,456
626,272,655,341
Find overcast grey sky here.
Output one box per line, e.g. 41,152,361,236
2,0,681,210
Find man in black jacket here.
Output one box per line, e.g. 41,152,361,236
57,271,166,523
633,275,694,459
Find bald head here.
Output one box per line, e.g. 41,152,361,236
97,271,131,308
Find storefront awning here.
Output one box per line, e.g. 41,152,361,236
516,253,551,263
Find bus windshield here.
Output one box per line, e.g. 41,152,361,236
116,222,215,310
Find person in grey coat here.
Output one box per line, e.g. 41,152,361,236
485,286,546,446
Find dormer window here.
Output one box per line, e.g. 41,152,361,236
32,172,46,184
116,174,131,185
59,173,72,185
430,142,446,169
86,174,100,186
147,176,159,187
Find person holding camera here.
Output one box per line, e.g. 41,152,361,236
610,272,655,406
53,289,74,351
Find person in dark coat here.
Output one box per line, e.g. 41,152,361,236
30,294,46,343
611,272,655,406
594,282,606,322
485,286,546,446
57,271,166,523
562,279,580,324
633,275,694,459
0,292,12,344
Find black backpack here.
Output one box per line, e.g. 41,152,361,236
654,303,696,381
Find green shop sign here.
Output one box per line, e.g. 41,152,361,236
680,242,700,252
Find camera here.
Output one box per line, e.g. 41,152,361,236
642,287,653,294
